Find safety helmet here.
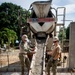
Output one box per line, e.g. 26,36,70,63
53,36,59,42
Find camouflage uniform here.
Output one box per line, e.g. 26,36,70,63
19,41,31,75
46,44,61,75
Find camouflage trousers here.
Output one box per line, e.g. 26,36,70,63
19,53,30,75
46,58,58,75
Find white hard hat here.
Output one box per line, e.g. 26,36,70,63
53,36,59,41
22,34,28,41
22,34,28,38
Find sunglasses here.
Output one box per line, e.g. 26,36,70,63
53,41,57,43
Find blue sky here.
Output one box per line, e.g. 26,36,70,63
0,0,75,27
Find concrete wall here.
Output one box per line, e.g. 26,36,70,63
69,22,75,69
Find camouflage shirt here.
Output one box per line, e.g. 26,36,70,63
19,41,31,54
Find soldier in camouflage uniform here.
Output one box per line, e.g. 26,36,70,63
46,36,61,75
19,34,36,75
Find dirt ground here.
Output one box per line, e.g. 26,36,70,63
0,50,20,66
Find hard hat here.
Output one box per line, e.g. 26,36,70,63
22,34,28,38
53,36,59,42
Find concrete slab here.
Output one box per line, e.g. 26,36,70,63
0,72,75,75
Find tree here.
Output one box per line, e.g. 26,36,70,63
58,27,66,42
0,28,17,46
58,25,70,42
0,2,30,40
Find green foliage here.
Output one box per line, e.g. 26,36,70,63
0,28,17,46
0,3,21,41
58,28,66,41
58,26,70,41
0,2,30,43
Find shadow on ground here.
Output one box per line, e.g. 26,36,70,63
0,61,28,72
